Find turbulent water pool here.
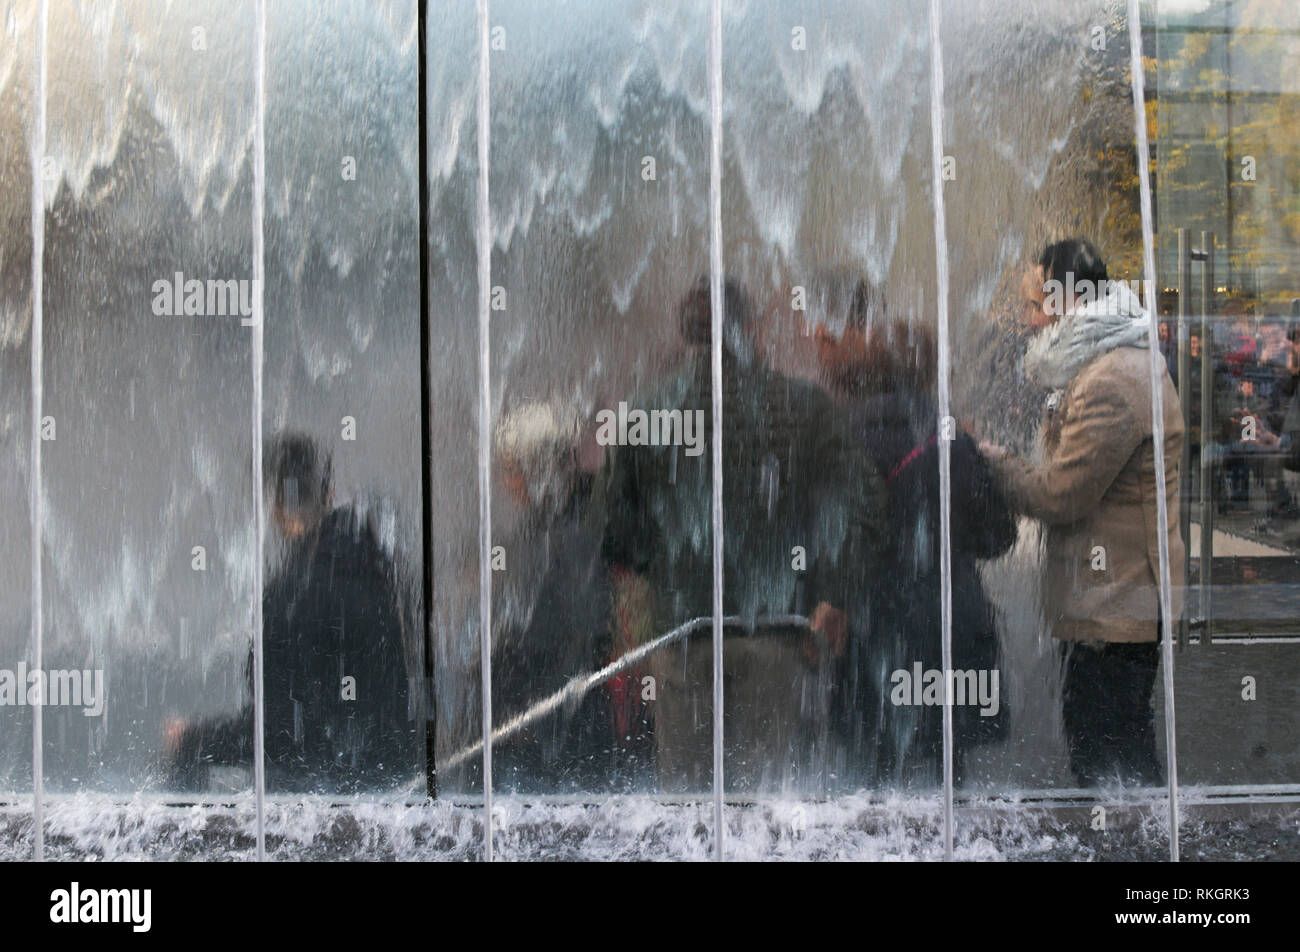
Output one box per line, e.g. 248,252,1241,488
2,794,1297,862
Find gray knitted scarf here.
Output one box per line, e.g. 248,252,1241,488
1024,280,1152,390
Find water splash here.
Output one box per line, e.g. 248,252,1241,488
4,791,1293,861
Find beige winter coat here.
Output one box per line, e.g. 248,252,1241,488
991,346,1184,643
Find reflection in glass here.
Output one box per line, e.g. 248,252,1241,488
1157,0,1300,789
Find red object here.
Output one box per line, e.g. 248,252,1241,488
607,565,645,745
887,434,939,485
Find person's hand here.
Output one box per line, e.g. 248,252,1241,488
979,439,1009,462
1229,407,1254,429
804,602,848,666
162,716,188,759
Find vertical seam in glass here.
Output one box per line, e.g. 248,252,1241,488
476,0,494,863
417,0,438,802
251,0,268,864
926,0,955,863
1126,0,1180,863
29,0,48,865
708,0,725,863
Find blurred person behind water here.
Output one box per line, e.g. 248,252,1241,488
165,431,417,794
1219,303,1300,523
810,280,1016,787
489,403,627,791
598,276,888,793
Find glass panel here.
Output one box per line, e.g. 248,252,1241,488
0,0,34,851
485,0,713,853
942,0,1175,830
426,0,483,802
720,0,937,817
261,0,424,796
1156,0,1300,789
40,0,255,812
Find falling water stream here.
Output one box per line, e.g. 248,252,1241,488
28,0,46,864
1126,0,1179,863
251,0,268,864
708,0,725,863
476,0,494,863
927,0,955,863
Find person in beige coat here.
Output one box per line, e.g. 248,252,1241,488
984,238,1184,787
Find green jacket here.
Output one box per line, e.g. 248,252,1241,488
600,351,887,634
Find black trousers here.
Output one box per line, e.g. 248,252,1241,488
1060,638,1163,787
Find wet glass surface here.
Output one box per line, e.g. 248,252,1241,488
2,0,1298,862
718,0,937,802
425,0,482,799
37,0,257,796
4,0,427,804
260,0,425,795
0,0,34,798
485,0,712,807
933,0,1176,809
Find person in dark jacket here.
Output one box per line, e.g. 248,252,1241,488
598,276,888,794
165,432,418,794
814,294,1017,788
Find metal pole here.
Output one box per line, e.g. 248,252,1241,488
1199,232,1214,647
1177,229,1191,650
1127,0,1180,862
440,615,810,774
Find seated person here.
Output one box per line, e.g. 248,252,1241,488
165,432,418,794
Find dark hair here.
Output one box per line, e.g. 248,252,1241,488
678,275,754,347
864,319,937,395
1038,238,1107,291
848,278,884,330
264,431,332,514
